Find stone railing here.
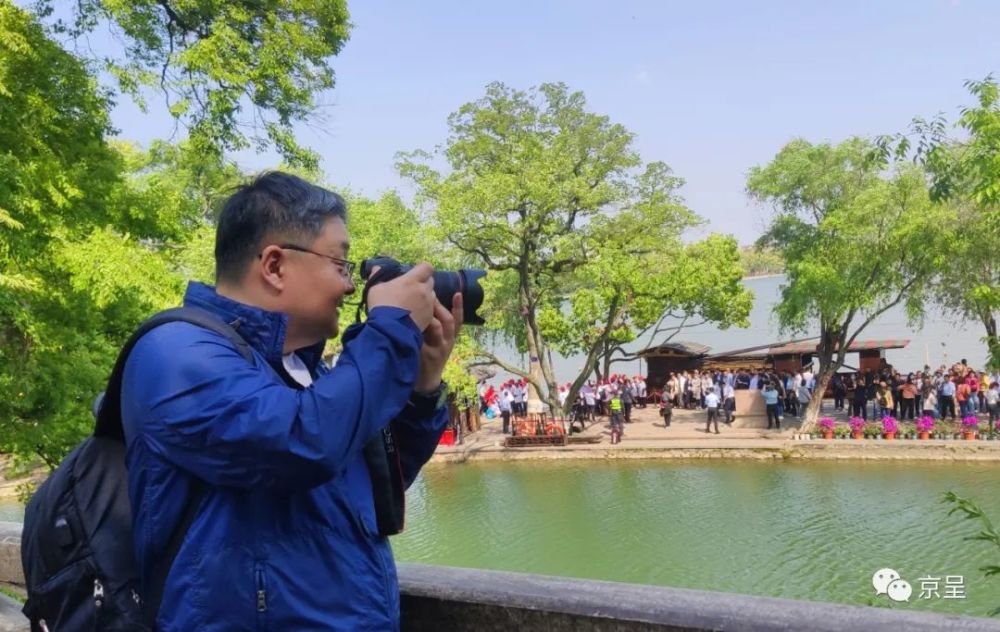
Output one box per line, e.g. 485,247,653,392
3,522,1000,631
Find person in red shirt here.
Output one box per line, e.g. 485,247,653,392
956,378,972,417
899,377,919,420
966,373,980,414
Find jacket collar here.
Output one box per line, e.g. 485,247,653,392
182,281,325,369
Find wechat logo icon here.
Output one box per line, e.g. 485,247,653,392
872,568,912,602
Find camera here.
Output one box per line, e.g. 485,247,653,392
359,256,486,325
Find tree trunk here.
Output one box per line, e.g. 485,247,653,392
984,314,999,369
800,326,842,430
802,370,833,431
520,282,562,416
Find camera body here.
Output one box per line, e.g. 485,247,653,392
360,256,486,326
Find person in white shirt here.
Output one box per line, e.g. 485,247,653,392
513,382,526,415
704,389,721,434
636,378,647,408
499,387,514,433
722,382,735,424
583,386,597,421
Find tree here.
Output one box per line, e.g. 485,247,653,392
34,0,351,168
1,0,356,466
541,231,752,411
747,138,953,429
930,204,1000,369
877,76,1000,368
0,4,215,466
399,82,751,414
739,245,785,278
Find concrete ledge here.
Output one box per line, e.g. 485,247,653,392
0,523,21,592
398,563,1000,631
1,539,998,631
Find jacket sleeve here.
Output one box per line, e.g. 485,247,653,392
390,403,449,489
121,307,422,491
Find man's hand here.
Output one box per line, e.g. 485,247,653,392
366,263,436,332
413,293,463,395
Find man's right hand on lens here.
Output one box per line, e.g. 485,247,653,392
366,262,437,331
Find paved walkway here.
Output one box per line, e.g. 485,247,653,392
433,406,1000,461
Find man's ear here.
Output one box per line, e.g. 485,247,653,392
258,244,287,291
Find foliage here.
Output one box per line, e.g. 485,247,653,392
0,3,137,467
747,137,952,428
943,491,1000,616
33,0,351,167
738,245,784,278
399,82,751,413
876,77,1000,368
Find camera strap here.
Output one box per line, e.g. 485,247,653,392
355,266,400,324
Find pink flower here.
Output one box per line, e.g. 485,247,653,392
882,416,898,433
916,416,935,432
818,417,835,430
849,416,866,432
961,415,980,429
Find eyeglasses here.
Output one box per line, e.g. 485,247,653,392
265,244,357,280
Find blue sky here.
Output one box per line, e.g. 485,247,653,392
108,0,1000,243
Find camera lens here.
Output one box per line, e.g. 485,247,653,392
434,269,486,326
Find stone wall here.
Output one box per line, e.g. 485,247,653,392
2,522,1000,631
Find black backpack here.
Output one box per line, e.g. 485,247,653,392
20,307,253,632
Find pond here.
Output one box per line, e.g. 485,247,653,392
392,459,1000,618
4,459,999,618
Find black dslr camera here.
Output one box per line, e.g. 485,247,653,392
359,256,486,325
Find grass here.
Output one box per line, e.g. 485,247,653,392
0,585,25,603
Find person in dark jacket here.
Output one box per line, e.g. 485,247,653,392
121,172,462,631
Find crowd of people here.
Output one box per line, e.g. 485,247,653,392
476,358,1000,438
828,360,1000,424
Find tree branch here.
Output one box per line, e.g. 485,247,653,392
469,352,530,380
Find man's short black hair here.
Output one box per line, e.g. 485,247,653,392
215,171,347,284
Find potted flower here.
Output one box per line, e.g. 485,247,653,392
818,417,836,439
961,415,980,440
915,416,934,440
848,416,865,439
882,416,899,440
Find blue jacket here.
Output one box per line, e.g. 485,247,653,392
121,282,448,631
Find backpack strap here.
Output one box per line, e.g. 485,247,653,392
93,306,254,440
90,306,255,628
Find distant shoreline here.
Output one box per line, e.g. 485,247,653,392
431,441,1000,464
742,273,783,280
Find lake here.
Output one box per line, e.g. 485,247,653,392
392,459,1000,617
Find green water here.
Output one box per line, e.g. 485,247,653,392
391,460,1000,618
4,460,998,617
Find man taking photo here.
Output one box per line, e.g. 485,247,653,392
121,171,461,630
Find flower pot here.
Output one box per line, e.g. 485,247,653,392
918,431,930,440
822,430,833,440
964,431,977,440
852,431,863,440
884,431,896,440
